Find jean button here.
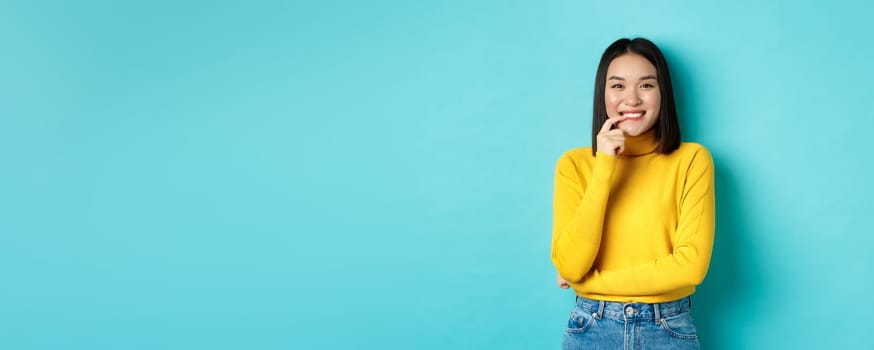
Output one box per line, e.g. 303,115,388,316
625,307,634,314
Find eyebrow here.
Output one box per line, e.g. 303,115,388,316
607,75,658,81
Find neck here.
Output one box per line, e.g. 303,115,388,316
620,128,659,157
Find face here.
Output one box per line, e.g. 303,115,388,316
604,53,661,136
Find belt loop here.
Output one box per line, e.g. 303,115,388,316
597,300,605,319
653,302,661,323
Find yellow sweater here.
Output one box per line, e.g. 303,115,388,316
551,128,715,303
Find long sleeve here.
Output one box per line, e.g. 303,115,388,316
574,148,715,295
551,152,618,282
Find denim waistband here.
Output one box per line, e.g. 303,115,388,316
574,295,692,322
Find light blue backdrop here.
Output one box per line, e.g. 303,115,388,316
1,1,871,349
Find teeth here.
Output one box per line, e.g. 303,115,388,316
622,112,643,118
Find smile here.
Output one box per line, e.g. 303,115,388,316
620,111,645,120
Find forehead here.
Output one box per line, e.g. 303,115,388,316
606,54,657,77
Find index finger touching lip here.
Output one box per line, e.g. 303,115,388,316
600,116,627,133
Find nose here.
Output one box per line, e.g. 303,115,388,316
625,90,642,106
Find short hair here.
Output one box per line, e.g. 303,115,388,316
591,38,681,156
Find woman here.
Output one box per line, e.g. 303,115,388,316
551,38,715,349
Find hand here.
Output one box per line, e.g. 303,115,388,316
596,116,627,156
557,273,570,289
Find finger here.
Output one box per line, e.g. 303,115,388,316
603,138,625,147
604,129,626,137
599,116,627,134
600,138,623,148
597,135,625,145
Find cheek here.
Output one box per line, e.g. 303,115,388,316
644,91,661,109
605,93,622,109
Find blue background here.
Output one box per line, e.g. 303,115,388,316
2,0,872,349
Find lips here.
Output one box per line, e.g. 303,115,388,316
620,110,645,120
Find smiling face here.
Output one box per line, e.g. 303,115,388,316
604,53,661,136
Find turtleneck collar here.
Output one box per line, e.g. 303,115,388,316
619,127,659,157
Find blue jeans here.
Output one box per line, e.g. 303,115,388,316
562,295,700,350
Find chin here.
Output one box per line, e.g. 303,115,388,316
620,126,644,136
619,119,657,136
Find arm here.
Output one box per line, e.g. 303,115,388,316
575,148,716,295
551,152,617,282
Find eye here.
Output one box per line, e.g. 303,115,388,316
610,84,623,89
641,83,656,88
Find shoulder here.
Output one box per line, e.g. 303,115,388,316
555,146,594,166
672,142,714,174
674,142,713,162
554,146,595,176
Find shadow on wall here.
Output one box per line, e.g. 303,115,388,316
665,45,765,349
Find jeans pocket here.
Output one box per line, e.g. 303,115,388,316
658,311,698,340
565,308,597,334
